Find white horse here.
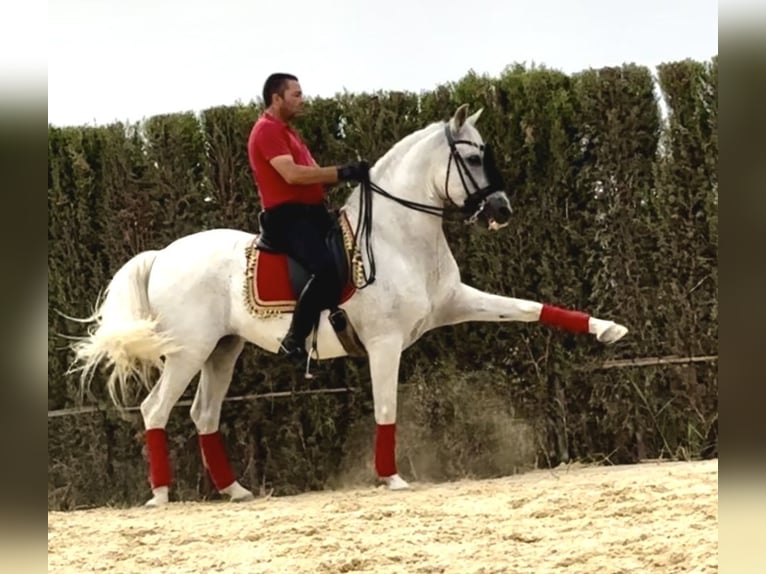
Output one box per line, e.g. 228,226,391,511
69,104,628,507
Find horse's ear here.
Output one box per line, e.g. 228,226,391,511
451,103,470,131
467,107,484,126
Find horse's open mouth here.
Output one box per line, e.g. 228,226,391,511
487,218,509,231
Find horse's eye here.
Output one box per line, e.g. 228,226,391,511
466,155,482,167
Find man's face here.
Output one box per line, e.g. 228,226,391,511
277,80,304,120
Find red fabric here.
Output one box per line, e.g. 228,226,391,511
254,250,356,304
198,432,236,491
145,428,171,488
375,423,397,477
256,251,294,301
247,113,325,209
540,304,590,333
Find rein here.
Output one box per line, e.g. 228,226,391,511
351,124,503,289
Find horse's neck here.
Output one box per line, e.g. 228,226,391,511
342,131,457,274
344,149,446,249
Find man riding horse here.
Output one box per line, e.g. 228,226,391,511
247,73,369,364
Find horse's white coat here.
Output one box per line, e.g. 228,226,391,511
70,105,628,506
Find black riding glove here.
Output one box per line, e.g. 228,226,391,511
337,160,370,183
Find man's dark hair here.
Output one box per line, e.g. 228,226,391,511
262,73,298,106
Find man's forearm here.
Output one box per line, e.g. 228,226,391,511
287,164,339,185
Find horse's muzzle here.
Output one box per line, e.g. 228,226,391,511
482,191,512,230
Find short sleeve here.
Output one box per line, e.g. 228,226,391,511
253,120,291,161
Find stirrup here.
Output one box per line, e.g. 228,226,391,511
303,351,315,380
277,336,315,380
303,326,320,380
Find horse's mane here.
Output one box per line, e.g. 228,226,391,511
371,121,444,177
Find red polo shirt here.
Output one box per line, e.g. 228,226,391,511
247,113,326,209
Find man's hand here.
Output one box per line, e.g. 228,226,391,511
337,160,370,183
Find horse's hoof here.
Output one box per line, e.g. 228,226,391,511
144,486,169,507
598,323,628,344
231,492,255,503
222,481,255,503
383,474,410,491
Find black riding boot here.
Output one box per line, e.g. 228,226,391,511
279,275,324,363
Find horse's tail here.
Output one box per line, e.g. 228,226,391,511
67,250,181,408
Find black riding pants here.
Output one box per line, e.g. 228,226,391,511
260,203,341,317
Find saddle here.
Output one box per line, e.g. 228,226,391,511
255,209,352,303
243,209,366,357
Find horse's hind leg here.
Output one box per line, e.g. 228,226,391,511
140,351,207,507
190,335,254,502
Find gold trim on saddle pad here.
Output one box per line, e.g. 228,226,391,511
243,209,363,319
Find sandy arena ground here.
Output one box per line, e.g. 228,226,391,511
48,459,718,573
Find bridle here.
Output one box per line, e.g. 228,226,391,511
352,123,506,288
443,123,504,223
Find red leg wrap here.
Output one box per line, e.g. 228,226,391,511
145,428,171,489
375,423,397,477
198,431,236,491
540,304,590,333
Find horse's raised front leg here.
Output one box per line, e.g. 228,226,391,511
439,283,628,344
367,335,409,490
190,335,254,503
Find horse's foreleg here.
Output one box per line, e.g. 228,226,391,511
190,336,254,503
139,353,204,507
367,335,409,490
440,283,628,344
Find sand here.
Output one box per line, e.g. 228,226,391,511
48,459,718,574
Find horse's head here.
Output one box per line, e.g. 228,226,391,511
435,104,512,230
